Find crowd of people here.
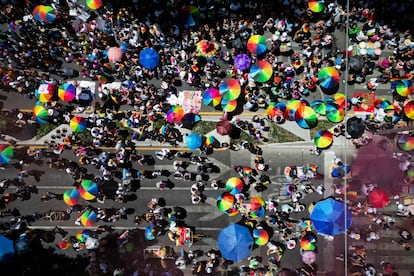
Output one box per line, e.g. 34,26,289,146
1,0,414,275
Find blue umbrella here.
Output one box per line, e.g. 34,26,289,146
185,133,202,150
310,197,352,236
331,165,351,178
139,48,160,70
0,234,15,263
217,224,254,262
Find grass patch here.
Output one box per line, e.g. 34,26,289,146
36,123,59,139
230,130,263,145
268,123,304,143
309,119,337,138
192,121,216,135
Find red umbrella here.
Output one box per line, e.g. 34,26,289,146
368,188,390,208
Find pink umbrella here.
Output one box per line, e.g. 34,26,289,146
107,47,123,63
301,250,316,265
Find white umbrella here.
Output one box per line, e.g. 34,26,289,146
301,250,316,265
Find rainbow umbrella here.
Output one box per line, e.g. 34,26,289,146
182,5,199,27
247,35,267,55
166,106,185,123
326,103,345,123
407,167,414,181
205,136,219,148
250,60,273,83
314,130,333,149
308,0,325,13
35,83,55,103
32,5,56,23
70,116,87,132
217,192,236,211
185,133,202,150
224,205,240,216
80,209,98,227
249,206,266,218
397,134,414,151
294,106,318,129
333,93,349,110
286,99,309,121
196,40,219,57
266,102,285,119
0,144,14,165
374,98,392,109
225,177,244,194
318,66,340,91
63,189,80,206
219,78,241,100
403,101,414,120
33,104,49,124
253,228,270,246
392,80,413,97
300,231,318,251
203,88,222,107
221,99,237,112
310,100,327,115
86,0,102,10
234,54,251,71
76,230,93,243
78,179,98,201
58,83,76,102
250,196,266,211
159,125,169,135
300,220,315,231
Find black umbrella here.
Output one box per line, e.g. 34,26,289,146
181,113,202,129
346,116,365,139
173,206,187,220
349,56,364,73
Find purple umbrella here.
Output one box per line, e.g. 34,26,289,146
234,54,251,71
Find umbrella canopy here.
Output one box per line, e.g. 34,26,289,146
310,197,352,235
217,224,254,262
181,113,202,129
300,231,318,251
204,136,220,148
35,83,55,103
404,100,414,120
225,177,244,194
331,164,351,178
76,229,93,243
216,119,232,135
217,192,236,211
196,40,219,57
397,134,414,151
107,47,123,63
185,133,202,150
234,54,251,71
314,130,333,149
253,228,269,246
0,144,14,165
0,234,15,263
250,196,266,211
80,210,98,227
300,220,315,231
33,104,49,124
250,60,273,83
392,80,413,97
221,99,238,112
63,189,80,206
310,100,327,115
70,116,87,132
301,250,317,265
219,78,241,100
203,87,222,107
349,55,364,72
166,106,185,123
86,0,102,10
325,103,345,123
346,116,365,139
368,188,390,208
182,5,199,27
78,179,98,201
58,83,77,102
318,66,340,92
32,5,56,23
247,35,267,55
294,105,318,129
139,48,160,70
